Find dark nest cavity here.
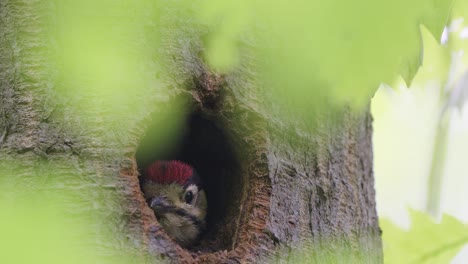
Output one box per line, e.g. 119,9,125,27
136,110,243,252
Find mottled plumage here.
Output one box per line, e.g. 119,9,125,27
142,160,207,247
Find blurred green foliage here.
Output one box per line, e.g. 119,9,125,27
381,210,468,264
54,0,453,124
1,0,460,262
0,198,93,264
189,0,452,110
0,161,155,264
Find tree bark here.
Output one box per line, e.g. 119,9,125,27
0,0,382,263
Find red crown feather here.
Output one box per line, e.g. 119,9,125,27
144,160,193,185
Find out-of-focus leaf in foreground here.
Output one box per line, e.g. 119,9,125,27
51,0,453,131
54,0,182,132
0,199,93,264
381,210,468,264
0,162,154,264
189,0,452,112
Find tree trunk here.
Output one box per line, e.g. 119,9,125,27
0,1,382,263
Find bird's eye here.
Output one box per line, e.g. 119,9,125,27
184,191,193,204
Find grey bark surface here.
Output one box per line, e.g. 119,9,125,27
0,1,382,263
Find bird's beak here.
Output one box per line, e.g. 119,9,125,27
149,196,171,214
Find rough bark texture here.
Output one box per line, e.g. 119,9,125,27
0,1,382,263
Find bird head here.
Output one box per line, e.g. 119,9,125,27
142,160,207,247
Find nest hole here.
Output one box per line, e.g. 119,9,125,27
136,108,242,252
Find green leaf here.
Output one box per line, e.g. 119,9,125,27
411,25,450,87
156,0,452,124
381,210,468,264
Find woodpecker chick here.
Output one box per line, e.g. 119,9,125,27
142,160,207,247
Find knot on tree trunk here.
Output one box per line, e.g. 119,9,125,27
192,71,226,110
